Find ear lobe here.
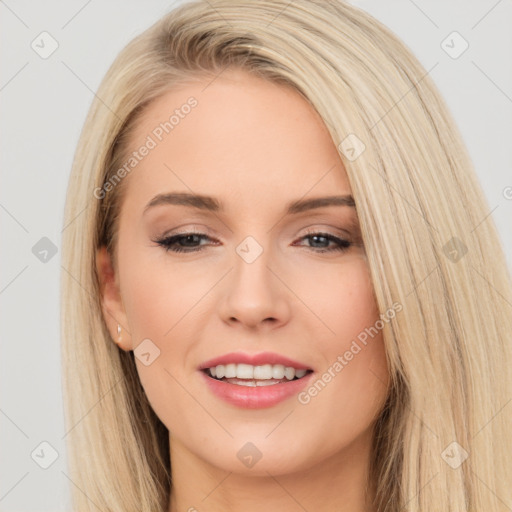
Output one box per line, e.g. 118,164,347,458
95,246,132,351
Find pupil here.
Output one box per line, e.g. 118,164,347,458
312,235,326,247
182,235,198,246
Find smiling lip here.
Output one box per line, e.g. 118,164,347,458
198,351,311,371
199,369,314,409
198,351,314,409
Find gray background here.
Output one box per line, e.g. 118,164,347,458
1,1,511,510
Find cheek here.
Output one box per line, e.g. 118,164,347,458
296,258,389,422
120,248,205,341
117,249,213,418
329,258,388,380
298,255,381,342
119,256,201,431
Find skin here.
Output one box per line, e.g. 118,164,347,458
96,68,390,512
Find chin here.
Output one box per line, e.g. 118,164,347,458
196,438,317,477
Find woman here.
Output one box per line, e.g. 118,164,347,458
60,1,512,511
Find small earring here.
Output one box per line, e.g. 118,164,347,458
117,324,122,344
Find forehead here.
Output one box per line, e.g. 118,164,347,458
122,69,351,214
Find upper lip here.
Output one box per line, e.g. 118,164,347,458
198,351,312,371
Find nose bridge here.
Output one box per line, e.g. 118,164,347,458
219,235,290,327
232,236,277,302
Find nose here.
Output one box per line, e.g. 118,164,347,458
218,247,291,330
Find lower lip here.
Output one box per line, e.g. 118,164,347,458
199,370,315,409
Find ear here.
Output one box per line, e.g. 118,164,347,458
96,245,133,351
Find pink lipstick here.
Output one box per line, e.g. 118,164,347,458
199,351,315,408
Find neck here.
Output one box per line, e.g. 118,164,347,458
167,428,377,512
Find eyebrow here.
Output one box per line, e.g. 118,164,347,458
143,192,355,216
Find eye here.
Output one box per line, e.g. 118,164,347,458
293,231,352,253
153,230,352,254
153,232,215,253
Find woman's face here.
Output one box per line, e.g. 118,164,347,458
97,68,390,476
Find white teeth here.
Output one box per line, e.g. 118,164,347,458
272,365,285,379
256,379,280,386
284,367,295,380
237,363,254,379
253,364,272,379
206,363,309,381
224,363,237,378
216,365,225,379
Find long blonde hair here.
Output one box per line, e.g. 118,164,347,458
60,1,512,510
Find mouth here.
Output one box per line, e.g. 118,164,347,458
202,363,314,387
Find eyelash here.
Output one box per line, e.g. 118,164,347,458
153,229,352,254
